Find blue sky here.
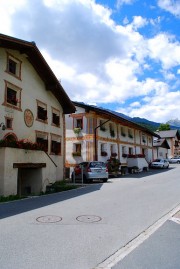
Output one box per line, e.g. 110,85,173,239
1,0,180,122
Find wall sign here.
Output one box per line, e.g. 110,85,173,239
24,109,34,127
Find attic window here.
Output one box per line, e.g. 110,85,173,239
6,53,21,79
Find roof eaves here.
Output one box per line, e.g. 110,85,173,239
73,101,159,137
0,33,75,114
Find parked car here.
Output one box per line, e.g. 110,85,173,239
150,159,169,169
71,161,109,183
168,157,180,164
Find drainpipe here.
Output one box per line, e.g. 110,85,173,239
94,119,111,161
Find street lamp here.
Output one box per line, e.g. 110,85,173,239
0,122,6,131
94,118,111,161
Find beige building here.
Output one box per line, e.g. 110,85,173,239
0,34,75,196
65,102,159,175
155,130,180,158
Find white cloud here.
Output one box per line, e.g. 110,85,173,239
118,91,180,122
130,101,141,107
147,33,180,69
0,0,179,122
131,16,148,30
158,0,180,18
116,0,135,8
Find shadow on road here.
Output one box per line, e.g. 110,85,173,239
0,183,103,220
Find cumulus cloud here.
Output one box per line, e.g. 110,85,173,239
116,0,135,8
0,0,180,122
118,91,180,122
147,33,180,69
158,0,180,18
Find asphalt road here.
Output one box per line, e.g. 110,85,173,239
0,164,180,269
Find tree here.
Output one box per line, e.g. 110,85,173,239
157,123,170,131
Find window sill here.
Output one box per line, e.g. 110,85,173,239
5,70,21,80
36,118,48,124
2,102,22,112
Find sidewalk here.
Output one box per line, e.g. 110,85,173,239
113,212,180,269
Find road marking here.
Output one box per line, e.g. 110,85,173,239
94,203,180,269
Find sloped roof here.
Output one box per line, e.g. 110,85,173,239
153,138,170,149
0,33,75,114
155,130,180,140
73,101,159,137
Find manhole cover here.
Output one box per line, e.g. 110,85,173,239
76,215,102,223
36,215,62,223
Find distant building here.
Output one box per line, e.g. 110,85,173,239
153,138,170,159
0,34,75,196
155,130,180,157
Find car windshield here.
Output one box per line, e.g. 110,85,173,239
89,162,105,168
153,159,161,162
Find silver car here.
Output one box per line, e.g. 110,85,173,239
71,161,109,183
150,159,169,169
168,157,180,164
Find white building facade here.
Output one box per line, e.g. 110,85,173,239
0,34,75,196
65,102,159,174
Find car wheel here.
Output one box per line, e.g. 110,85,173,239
103,179,108,183
166,165,169,169
177,161,180,164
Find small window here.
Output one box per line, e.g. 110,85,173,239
122,146,126,154
51,134,61,155
5,118,13,129
101,143,107,156
3,81,21,110
36,131,48,152
142,134,146,143
128,129,133,139
121,127,126,137
37,101,48,122
72,143,82,157
52,108,60,126
109,123,115,137
6,53,21,79
100,120,106,131
129,147,133,154
74,118,83,129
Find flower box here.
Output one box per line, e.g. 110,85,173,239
72,151,81,157
101,151,107,156
111,152,117,157
73,128,81,135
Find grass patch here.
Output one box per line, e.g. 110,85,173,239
45,180,79,194
0,195,27,203
0,181,80,202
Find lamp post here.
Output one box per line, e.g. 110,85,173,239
0,122,6,131
94,119,111,161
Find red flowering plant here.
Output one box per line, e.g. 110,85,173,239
0,139,45,151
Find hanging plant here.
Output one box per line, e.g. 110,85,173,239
73,128,81,135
